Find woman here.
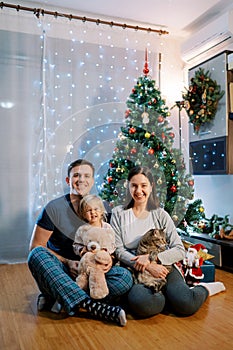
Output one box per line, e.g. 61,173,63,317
110,165,225,318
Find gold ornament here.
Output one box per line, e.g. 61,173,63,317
199,206,205,213
202,89,207,103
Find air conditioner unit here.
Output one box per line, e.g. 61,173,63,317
181,10,233,63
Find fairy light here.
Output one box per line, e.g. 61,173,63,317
27,18,165,209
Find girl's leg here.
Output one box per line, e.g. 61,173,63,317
165,267,209,316
127,283,166,318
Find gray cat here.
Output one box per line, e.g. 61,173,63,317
135,228,172,292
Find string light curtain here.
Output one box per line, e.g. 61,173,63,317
0,6,168,262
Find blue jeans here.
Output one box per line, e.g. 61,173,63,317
28,246,133,314
127,266,209,318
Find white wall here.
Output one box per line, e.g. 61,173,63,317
194,175,233,221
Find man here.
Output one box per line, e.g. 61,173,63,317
28,159,133,326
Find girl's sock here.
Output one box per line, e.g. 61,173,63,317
79,297,127,326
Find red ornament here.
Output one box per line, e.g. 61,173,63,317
161,132,165,140
157,116,164,123
130,147,137,154
143,48,149,76
170,185,177,193
125,109,131,117
129,127,136,134
200,74,205,81
188,179,194,186
107,177,113,183
148,148,155,155
169,132,175,138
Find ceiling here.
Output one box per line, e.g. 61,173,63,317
20,0,233,37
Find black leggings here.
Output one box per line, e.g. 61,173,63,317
127,266,209,318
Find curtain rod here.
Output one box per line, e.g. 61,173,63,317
0,2,169,35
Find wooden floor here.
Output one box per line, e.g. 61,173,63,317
0,263,233,350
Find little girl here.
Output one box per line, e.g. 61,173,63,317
71,195,127,325
73,194,115,258
52,195,124,324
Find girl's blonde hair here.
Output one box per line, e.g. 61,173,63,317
79,194,107,222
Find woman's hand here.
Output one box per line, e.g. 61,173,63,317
131,254,170,278
131,254,150,272
146,261,169,279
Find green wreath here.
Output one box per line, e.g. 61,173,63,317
182,67,224,134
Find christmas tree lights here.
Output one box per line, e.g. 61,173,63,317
100,51,195,227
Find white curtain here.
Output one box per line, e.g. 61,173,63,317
0,7,175,263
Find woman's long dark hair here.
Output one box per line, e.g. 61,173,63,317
124,165,160,210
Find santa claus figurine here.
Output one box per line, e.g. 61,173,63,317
183,243,207,286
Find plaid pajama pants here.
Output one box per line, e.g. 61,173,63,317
28,246,133,314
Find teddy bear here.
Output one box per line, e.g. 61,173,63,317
134,228,172,292
76,226,116,299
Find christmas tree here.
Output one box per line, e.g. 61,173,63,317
99,51,195,228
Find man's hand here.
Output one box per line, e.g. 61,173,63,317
97,260,113,273
66,259,79,279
